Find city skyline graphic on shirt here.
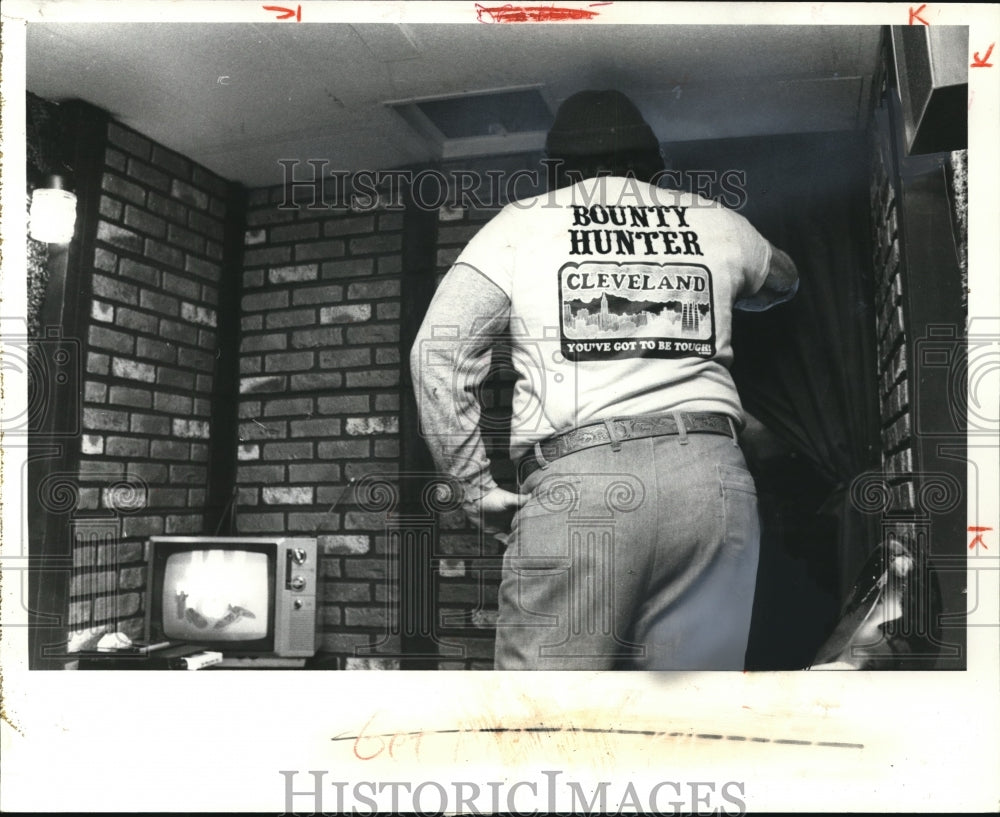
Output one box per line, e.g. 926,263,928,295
560,263,714,342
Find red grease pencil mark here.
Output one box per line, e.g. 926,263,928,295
333,725,865,753
908,4,929,26
352,714,385,760
969,526,992,551
971,43,995,68
476,4,602,23
263,4,301,21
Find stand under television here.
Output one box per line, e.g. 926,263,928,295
73,647,327,670
214,656,307,669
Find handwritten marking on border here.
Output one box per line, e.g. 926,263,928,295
263,4,301,21
971,43,995,68
476,4,601,23
334,724,865,761
969,526,992,551
908,4,929,26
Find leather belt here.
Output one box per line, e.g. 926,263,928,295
517,412,738,482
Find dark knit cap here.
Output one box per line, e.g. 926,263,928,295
546,90,659,156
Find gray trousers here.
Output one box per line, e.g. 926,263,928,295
494,433,761,670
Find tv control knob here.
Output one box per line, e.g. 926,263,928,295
290,548,307,565
289,575,307,591
293,600,304,610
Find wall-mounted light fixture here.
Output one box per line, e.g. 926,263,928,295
29,174,77,244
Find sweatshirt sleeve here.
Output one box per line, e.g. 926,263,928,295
444,207,517,297
729,209,773,300
409,261,511,504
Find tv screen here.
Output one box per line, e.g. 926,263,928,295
161,550,269,642
148,540,277,653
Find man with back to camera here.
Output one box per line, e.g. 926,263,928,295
411,90,798,670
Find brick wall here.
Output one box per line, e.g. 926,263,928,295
423,156,544,670
870,124,915,510
427,202,508,670
68,121,229,650
865,65,967,667
236,187,404,667
57,118,542,669
234,158,543,670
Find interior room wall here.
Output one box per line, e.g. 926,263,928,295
28,95,549,668
865,61,968,668
404,153,545,670
232,154,546,669
234,183,405,666
29,105,233,655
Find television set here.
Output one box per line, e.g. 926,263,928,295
143,536,321,666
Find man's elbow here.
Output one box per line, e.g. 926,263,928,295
735,248,798,312
771,246,798,293
771,270,799,303
760,247,799,305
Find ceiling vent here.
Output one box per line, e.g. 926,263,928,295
387,85,554,159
